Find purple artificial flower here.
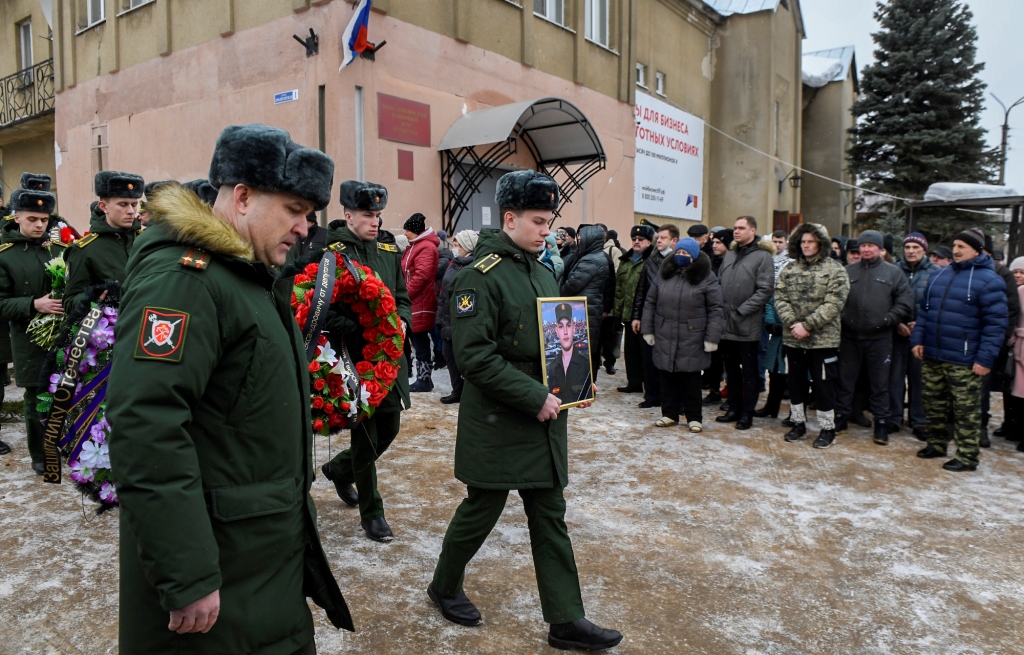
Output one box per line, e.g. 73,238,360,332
68,460,95,483
99,482,118,504
48,373,61,393
78,347,98,373
89,317,114,351
89,417,109,445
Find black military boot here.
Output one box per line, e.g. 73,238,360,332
321,462,359,507
942,459,977,472
917,445,947,459
979,427,991,449
427,583,482,626
784,423,807,442
361,517,394,542
548,618,623,651
873,424,889,446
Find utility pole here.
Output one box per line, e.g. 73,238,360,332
992,93,1024,186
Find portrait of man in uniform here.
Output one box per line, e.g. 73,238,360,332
540,298,595,408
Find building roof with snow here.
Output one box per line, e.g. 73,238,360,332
704,0,806,37
802,46,858,91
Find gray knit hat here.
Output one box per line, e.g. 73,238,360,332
858,230,884,249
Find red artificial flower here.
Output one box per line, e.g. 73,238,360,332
312,397,324,410
327,374,346,398
355,361,373,376
329,413,344,427
363,342,383,361
308,361,321,373
313,379,326,391
374,361,398,384
295,304,309,329
358,311,376,328
303,262,319,277
323,402,335,415
340,270,359,294
352,300,370,314
60,226,76,244
377,318,401,337
294,274,312,285
359,277,383,300
340,402,351,413
313,419,324,432
377,295,397,315
318,334,328,346
383,339,402,360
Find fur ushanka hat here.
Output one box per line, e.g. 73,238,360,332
20,173,51,192
94,171,145,199
183,179,219,207
208,124,335,211
495,171,559,211
338,180,388,211
10,189,56,215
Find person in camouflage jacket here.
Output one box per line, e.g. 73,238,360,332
774,223,850,448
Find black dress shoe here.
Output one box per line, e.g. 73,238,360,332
753,406,778,418
719,402,730,411
361,517,394,542
942,459,977,472
873,427,889,445
979,428,991,449
993,423,1008,437
427,583,481,626
638,399,659,409
917,445,947,459
616,385,642,393
440,394,461,404
548,618,623,651
605,365,615,375
321,463,359,507
784,423,807,442
0,439,10,456
716,410,740,423
32,462,45,475
912,427,929,442
736,415,752,430
702,390,721,406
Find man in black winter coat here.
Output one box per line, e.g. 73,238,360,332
834,230,914,444
981,235,1020,442
561,225,612,381
630,224,679,408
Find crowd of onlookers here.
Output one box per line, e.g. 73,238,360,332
395,213,1022,473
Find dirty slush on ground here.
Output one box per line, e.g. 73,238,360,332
2,367,1024,655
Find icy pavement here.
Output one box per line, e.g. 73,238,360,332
2,369,1024,654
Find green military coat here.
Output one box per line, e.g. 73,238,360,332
450,229,570,490
107,186,351,655
323,220,411,413
63,206,139,314
0,220,66,385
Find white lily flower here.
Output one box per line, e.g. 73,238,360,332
316,343,338,366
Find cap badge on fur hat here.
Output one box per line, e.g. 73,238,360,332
10,189,56,215
338,180,388,211
495,170,559,211
95,171,145,199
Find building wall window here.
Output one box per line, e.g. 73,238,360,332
655,71,666,96
534,0,564,25
18,19,33,71
585,0,609,47
636,62,647,88
86,0,105,26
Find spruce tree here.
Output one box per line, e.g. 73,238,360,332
848,0,995,234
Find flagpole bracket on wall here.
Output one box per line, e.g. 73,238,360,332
360,40,386,61
293,29,320,57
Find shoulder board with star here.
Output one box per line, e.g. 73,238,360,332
473,253,502,274
327,242,346,252
50,241,68,249
75,233,99,248
0,243,13,254
178,248,210,271
377,242,398,253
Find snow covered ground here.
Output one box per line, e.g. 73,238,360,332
2,368,1024,654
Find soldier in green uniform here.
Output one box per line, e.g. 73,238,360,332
428,171,621,651
546,302,594,406
319,180,412,543
63,171,144,315
106,124,351,654
0,188,66,474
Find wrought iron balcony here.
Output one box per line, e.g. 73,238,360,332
0,59,55,129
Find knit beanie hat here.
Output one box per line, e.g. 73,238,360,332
858,230,884,249
454,229,479,254
562,226,576,239
714,229,734,249
674,237,701,267
1010,257,1024,272
903,232,928,250
403,213,426,234
438,229,448,242
954,228,985,254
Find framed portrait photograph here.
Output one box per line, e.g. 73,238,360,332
538,297,595,409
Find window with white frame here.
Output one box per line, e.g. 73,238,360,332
534,0,564,25
655,71,666,96
126,0,152,9
18,20,33,71
636,62,647,88
585,0,609,46
87,0,105,25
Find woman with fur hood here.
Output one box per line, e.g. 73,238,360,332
641,238,724,432
774,223,850,449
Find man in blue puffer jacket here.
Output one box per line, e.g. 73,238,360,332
911,227,1008,472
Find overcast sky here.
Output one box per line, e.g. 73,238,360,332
801,0,1023,194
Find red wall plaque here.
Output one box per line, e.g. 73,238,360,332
397,150,414,181
378,93,431,147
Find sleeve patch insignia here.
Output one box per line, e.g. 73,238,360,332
135,307,190,363
455,291,477,317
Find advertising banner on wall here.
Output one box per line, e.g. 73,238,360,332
634,91,705,221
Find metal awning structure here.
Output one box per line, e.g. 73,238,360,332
438,97,606,234
908,196,1024,259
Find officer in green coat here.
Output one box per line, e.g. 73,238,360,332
63,171,144,315
320,180,412,543
428,171,622,651
0,189,66,473
107,125,351,655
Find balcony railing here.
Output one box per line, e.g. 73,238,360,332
0,59,55,129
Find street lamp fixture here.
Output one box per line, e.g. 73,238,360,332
779,169,803,194
992,92,1024,186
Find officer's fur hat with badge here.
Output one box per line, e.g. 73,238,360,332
21,172,52,192
95,171,145,199
9,188,57,215
338,180,388,212
495,170,560,215
208,123,335,210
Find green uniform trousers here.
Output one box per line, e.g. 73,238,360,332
432,485,585,624
923,360,983,467
328,411,400,520
291,641,315,655
24,386,43,464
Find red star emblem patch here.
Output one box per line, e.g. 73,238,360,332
135,307,190,363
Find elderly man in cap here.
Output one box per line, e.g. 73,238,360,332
0,187,66,471
430,170,620,650
834,229,914,444
912,227,1008,472
106,124,352,654
319,181,411,543
63,170,145,315
613,224,655,394
930,245,953,268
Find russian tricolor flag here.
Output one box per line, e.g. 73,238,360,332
341,0,373,69
687,194,699,209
